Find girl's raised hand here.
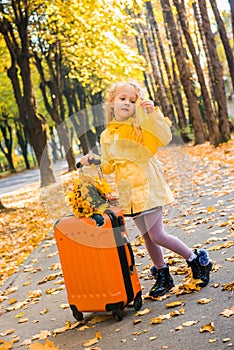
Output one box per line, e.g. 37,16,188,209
140,100,155,114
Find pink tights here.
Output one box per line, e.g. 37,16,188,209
133,208,193,270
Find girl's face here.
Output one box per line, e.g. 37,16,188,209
111,85,138,121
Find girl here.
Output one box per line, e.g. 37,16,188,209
80,81,212,298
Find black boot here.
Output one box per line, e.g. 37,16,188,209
150,265,158,280
149,265,174,298
187,249,212,287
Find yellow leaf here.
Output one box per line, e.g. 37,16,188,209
151,317,163,324
166,300,184,308
220,307,234,318
197,298,212,304
149,336,157,341
133,319,142,324
135,308,151,316
223,338,231,342
0,340,14,350
207,206,217,213
0,330,14,337
40,308,49,315
83,337,98,347
182,320,199,326
95,331,102,340
222,282,234,291
29,339,58,349
27,290,42,299
200,322,215,333
53,321,81,335
78,326,90,331
22,281,32,286
209,339,217,343
14,312,25,319
18,318,28,323
133,331,141,335
31,331,51,341
88,315,108,324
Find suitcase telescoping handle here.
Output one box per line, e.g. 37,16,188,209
123,234,135,274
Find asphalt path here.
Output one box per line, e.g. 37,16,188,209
0,158,80,198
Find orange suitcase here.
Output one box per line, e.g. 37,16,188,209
54,206,142,321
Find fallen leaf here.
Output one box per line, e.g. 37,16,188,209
223,338,231,342
149,336,157,341
222,282,234,291
18,317,28,323
200,322,215,333
83,338,98,347
14,312,25,319
209,338,217,343
31,331,51,341
95,331,102,340
53,321,81,335
27,290,42,299
0,330,14,337
207,206,217,213
135,308,151,316
0,340,14,350
78,326,90,331
151,317,163,324
40,308,49,315
197,298,212,304
88,315,109,324
220,307,234,318
29,339,58,349
182,320,199,326
166,300,184,308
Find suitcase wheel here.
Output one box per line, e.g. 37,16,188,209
112,309,123,321
70,304,83,321
133,293,143,311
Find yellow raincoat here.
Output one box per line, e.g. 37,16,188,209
100,103,174,215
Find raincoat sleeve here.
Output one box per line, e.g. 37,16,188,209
136,102,172,147
100,132,115,175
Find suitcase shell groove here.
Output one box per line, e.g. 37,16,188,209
54,206,142,321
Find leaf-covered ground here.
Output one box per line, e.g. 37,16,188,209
0,139,233,349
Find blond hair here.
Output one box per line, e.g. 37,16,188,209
105,81,145,125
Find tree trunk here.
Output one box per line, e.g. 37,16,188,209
76,82,94,154
0,1,56,186
145,1,185,127
135,34,159,103
174,0,222,146
210,0,234,92
15,121,30,169
34,51,76,171
164,24,188,131
160,0,207,144
139,14,173,120
192,1,217,114
198,0,230,142
228,0,234,44
0,199,6,210
0,118,16,172
89,91,105,151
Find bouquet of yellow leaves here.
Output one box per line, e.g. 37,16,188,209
66,171,113,218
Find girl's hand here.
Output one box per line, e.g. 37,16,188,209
80,153,94,166
140,100,155,114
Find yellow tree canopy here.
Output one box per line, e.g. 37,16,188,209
31,0,146,94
